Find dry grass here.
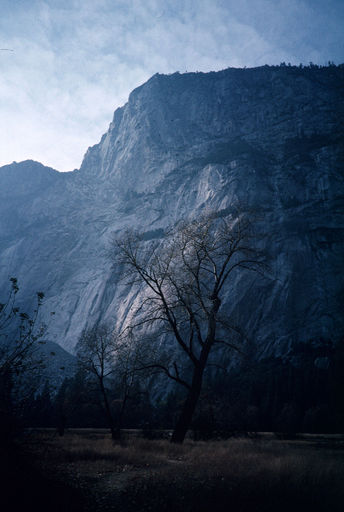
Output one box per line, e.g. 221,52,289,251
21,430,344,512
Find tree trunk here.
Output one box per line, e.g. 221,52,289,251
114,393,128,441
99,379,117,440
171,297,220,444
171,363,204,443
112,428,121,441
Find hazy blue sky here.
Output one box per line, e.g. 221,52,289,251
1,0,343,171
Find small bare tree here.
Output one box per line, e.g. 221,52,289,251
0,277,45,439
76,325,118,439
114,211,264,443
76,325,143,440
0,278,45,376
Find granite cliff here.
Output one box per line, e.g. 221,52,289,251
0,65,343,357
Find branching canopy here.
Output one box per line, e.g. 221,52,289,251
113,212,264,390
0,277,45,378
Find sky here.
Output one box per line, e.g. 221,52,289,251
1,0,343,172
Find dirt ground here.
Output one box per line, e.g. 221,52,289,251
6,429,344,512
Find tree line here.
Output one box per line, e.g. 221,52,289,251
15,337,344,439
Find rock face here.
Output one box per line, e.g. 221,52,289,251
0,65,343,355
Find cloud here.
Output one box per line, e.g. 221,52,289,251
0,0,343,171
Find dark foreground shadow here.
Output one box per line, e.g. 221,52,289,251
0,445,86,512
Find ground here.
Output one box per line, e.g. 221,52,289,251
3,429,344,511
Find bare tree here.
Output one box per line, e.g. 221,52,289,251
76,325,143,440
114,211,264,443
0,278,45,376
76,325,118,439
112,330,149,434
0,277,45,439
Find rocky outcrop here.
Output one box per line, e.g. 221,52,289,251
1,65,343,354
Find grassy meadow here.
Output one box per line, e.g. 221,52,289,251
4,429,343,512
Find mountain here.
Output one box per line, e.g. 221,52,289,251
0,65,343,357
